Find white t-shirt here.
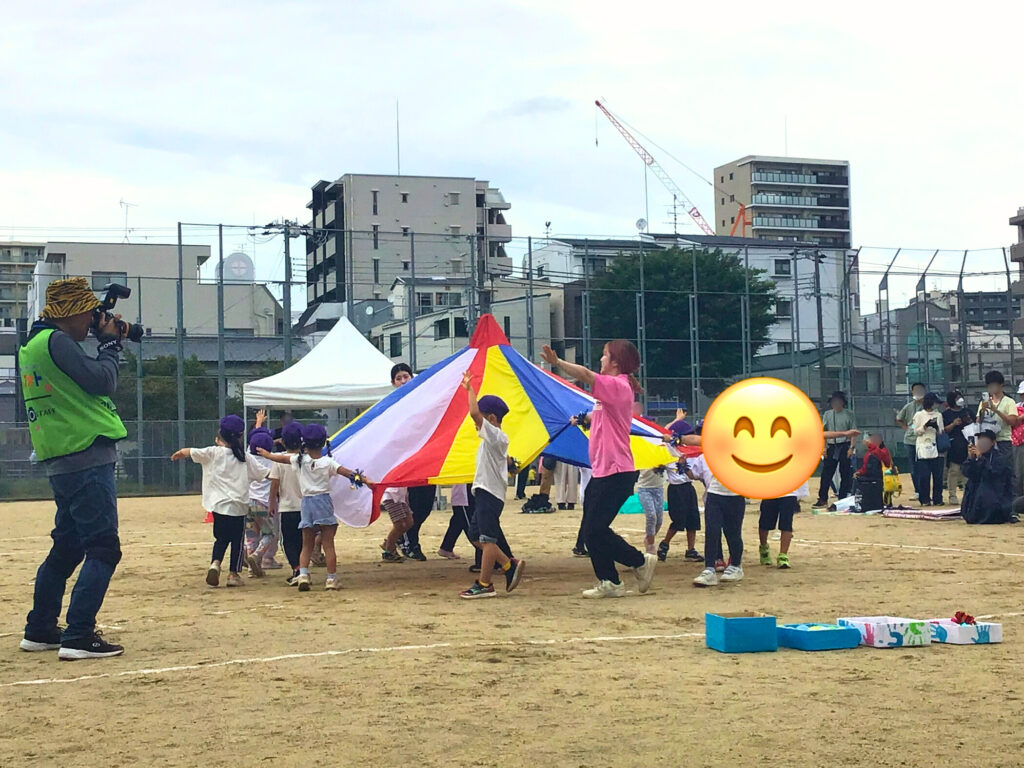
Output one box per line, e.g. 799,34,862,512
450,483,469,507
913,409,945,460
638,467,664,489
248,455,273,506
289,454,343,496
191,446,269,516
665,446,693,485
473,419,509,500
689,454,740,498
269,455,303,512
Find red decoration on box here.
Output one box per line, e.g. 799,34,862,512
951,611,976,625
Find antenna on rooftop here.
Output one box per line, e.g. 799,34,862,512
119,198,137,243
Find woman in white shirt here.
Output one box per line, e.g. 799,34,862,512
913,392,946,506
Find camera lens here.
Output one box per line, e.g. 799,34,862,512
127,324,145,343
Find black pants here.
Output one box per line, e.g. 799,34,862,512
459,488,513,565
280,511,302,571
905,447,920,498
817,442,853,502
914,456,944,505
402,485,437,552
441,507,470,552
515,467,530,498
583,471,643,584
212,513,246,573
704,493,745,568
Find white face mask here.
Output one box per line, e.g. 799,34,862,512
913,392,924,401
956,398,966,408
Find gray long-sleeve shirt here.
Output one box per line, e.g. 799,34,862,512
30,324,122,476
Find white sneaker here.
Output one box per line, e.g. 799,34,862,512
582,580,626,599
297,573,311,592
246,553,264,578
633,553,657,594
206,561,221,587
324,576,340,591
720,565,744,582
693,568,719,587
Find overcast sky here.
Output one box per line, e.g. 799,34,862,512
2,1,1022,302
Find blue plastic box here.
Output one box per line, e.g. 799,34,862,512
705,612,778,653
777,623,862,651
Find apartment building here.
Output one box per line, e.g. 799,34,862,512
0,242,46,328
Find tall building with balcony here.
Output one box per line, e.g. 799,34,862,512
304,174,512,320
1010,206,1024,338
713,156,852,249
0,242,47,329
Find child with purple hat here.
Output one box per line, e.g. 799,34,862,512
245,411,277,577
172,414,270,588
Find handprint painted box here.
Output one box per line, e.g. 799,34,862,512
926,620,1002,645
837,616,931,648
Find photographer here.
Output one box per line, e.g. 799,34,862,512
912,392,945,506
17,277,130,660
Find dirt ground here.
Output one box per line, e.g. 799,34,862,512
1,477,1023,768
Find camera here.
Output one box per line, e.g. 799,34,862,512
91,283,145,343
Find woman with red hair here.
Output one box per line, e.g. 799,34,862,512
542,340,657,598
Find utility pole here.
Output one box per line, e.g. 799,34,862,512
408,231,417,371
526,236,535,360
217,224,226,417
813,251,827,389
175,222,186,492
582,240,592,369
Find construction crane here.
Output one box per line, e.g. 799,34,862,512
595,100,715,236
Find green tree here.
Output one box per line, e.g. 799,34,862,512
590,247,779,398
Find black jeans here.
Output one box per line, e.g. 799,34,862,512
280,510,302,570
402,485,437,552
905,446,921,498
914,456,944,505
515,467,530,498
212,513,246,573
818,442,853,502
704,493,745,568
583,471,643,584
441,507,470,552
26,463,121,643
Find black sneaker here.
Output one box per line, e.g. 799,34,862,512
684,549,704,561
380,542,405,563
469,563,482,573
657,541,669,562
407,547,427,562
58,632,124,661
505,558,526,592
572,547,589,558
20,626,62,652
286,573,300,586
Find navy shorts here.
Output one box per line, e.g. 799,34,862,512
667,483,700,531
467,488,504,544
758,496,799,532
541,456,556,471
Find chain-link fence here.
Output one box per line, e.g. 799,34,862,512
1,224,1020,497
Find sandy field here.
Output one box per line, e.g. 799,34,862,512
1,479,1023,768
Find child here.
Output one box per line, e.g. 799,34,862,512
853,433,892,513
245,426,276,577
658,419,703,562
459,371,526,599
438,484,469,559
913,392,945,506
171,415,269,588
258,424,372,591
269,421,304,585
757,481,808,569
637,464,665,556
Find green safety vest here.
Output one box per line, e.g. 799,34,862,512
18,328,127,461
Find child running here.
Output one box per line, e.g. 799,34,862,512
459,371,526,599
268,421,304,585
658,418,703,562
171,415,270,588
637,463,665,555
245,424,276,577
258,424,373,592
757,481,808,569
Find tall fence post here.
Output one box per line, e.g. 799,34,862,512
638,242,648,406
743,245,751,376
217,224,226,418
690,247,701,414
583,239,592,369
408,231,417,371
175,222,186,492
1005,246,1016,384
526,236,535,360
466,234,478,333
790,251,798,384
135,275,144,489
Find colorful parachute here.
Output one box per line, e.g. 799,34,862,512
325,314,680,527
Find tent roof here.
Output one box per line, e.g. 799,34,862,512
242,316,395,408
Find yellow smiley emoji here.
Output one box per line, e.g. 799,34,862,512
702,377,824,497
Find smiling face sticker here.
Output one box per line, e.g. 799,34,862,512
702,377,824,497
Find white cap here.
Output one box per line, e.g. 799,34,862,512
1017,381,1024,394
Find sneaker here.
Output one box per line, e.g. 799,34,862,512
557,503,567,510
521,493,551,514
407,547,427,562
777,553,791,569
262,559,284,570
58,632,124,661
310,552,326,568
693,568,719,587
20,627,62,652
380,542,404,563
325,576,340,591
572,547,590,558
684,549,703,562
949,494,959,505
437,548,461,560
759,543,772,566
814,499,828,508
633,553,657,594
504,558,526,593
226,572,243,587
297,573,311,592
657,541,669,562
714,558,727,574
206,561,221,587
246,553,264,578
582,580,626,599
286,573,300,586
469,563,482,573
460,581,497,599
720,565,744,582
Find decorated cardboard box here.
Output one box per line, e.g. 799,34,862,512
837,616,931,648
777,623,862,651
705,611,777,654
927,619,1002,645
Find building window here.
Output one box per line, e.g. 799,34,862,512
537,266,545,279
402,227,410,237
454,317,468,337
720,176,724,183
401,192,409,203
449,192,460,206
450,225,461,235
777,341,792,353
402,260,410,271
729,194,735,202
729,172,734,180
730,216,735,224
435,292,462,307
416,292,433,315
91,271,127,290
373,258,380,284
720,198,724,205
434,319,451,340
503,315,512,339
775,299,792,318
773,259,791,276
721,220,725,227
372,190,379,215
389,332,402,358
372,225,379,250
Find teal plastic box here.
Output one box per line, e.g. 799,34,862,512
777,623,862,651
705,612,778,653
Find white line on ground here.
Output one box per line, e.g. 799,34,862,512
0,632,705,688
793,537,1024,559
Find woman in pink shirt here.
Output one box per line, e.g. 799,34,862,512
542,340,658,599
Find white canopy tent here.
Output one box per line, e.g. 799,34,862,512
243,317,395,409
